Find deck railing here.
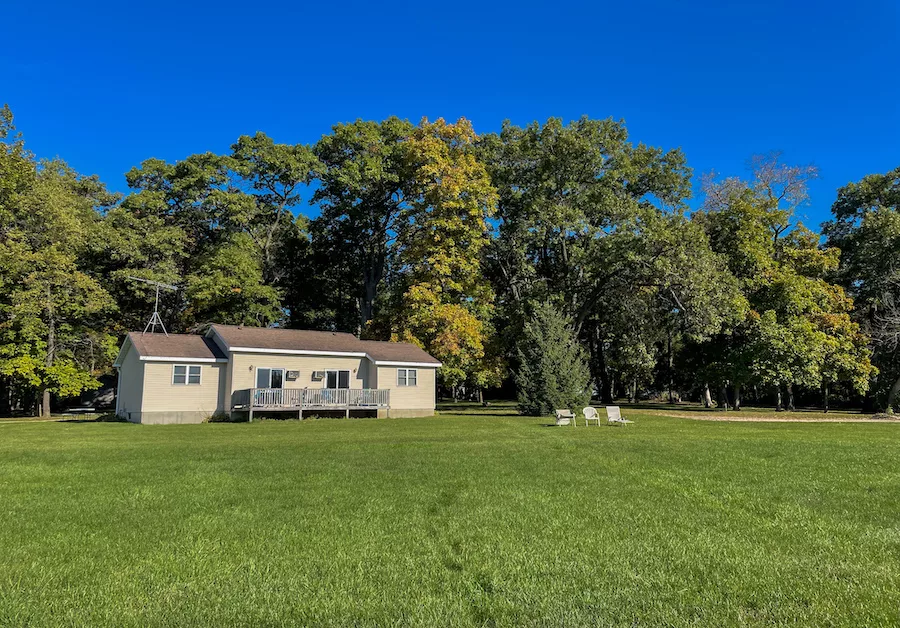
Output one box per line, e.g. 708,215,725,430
232,388,390,410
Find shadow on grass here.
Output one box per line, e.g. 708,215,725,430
58,417,131,424
617,402,867,415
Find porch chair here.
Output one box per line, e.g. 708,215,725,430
555,409,576,427
606,406,633,427
582,407,602,426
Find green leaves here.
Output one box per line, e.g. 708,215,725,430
0,100,890,413
184,232,281,326
515,302,591,416
0,148,118,408
117,132,317,330
824,167,900,408
365,118,502,392
697,156,875,398
484,117,739,401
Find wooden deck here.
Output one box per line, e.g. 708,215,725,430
232,388,390,420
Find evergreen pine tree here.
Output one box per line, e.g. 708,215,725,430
515,302,591,416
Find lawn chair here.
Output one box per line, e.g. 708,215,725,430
606,406,633,427
555,409,576,427
582,407,602,426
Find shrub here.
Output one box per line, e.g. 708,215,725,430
205,412,234,423
94,412,128,422
514,302,591,416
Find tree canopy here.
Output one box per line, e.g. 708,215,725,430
0,103,893,414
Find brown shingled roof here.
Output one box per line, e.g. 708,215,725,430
210,325,364,353
358,340,440,364
126,332,227,360
209,324,441,365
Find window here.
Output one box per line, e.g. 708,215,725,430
256,368,285,389
173,365,201,385
397,368,417,386
325,370,350,389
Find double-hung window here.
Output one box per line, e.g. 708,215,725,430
397,368,417,386
173,365,201,385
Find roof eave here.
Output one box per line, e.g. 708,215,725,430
227,346,369,358
370,359,442,368
112,335,135,368
139,356,230,363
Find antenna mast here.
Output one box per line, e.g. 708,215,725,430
128,277,178,336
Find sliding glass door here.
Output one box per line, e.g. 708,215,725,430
256,368,285,389
325,370,350,389
255,368,285,405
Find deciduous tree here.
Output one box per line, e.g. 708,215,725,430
380,118,502,396
824,167,900,410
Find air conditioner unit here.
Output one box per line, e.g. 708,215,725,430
311,371,325,381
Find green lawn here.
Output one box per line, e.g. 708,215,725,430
1,406,899,626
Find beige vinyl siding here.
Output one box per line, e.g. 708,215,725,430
116,343,145,416
141,362,226,415
376,366,436,411
229,353,371,392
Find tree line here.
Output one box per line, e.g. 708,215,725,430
1,104,897,416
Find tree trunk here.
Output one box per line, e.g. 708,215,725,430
823,383,829,413
667,332,674,404
42,287,56,418
885,373,900,414
718,385,730,411
629,378,637,404
41,389,51,418
862,385,876,413
359,248,386,330
703,383,713,408
786,383,795,411
0,376,9,416
596,335,613,405
733,384,742,411
586,323,601,403
775,386,783,411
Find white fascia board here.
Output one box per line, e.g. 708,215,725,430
112,336,133,368
227,346,369,358
139,356,229,363
224,344,439,365
370,360,442,368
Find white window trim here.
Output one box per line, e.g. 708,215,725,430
173,364,202,385
397,368,418,387
323,369,351,389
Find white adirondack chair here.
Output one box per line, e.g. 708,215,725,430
582,407,602,426
555,409,576,427
606,406,633,426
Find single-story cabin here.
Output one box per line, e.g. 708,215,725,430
113,324,441,424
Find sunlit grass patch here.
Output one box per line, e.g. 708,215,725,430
0,408,898,626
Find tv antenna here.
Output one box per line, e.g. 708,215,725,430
128,277,179,336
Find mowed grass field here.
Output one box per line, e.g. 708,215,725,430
1,405,899,626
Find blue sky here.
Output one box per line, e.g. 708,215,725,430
3,0,898,227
